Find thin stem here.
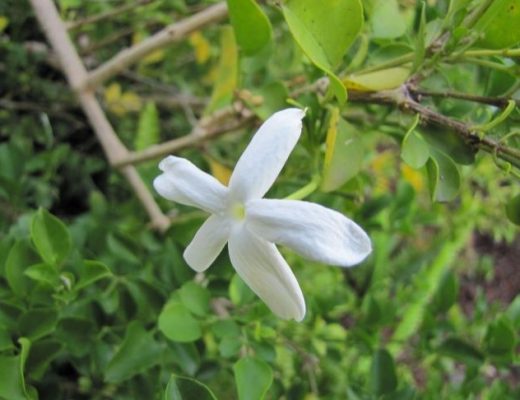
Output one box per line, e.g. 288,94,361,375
410,88,515,107
66,0,151,30
463,48,520,58
284,175,321,200
82,2,228,90
352,53,414,75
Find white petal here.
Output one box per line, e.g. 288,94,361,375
246,199,372,266
228,108,305,202
153,156,228,213
228,225,305,321
183,215,230,272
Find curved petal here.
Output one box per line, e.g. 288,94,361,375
246,199,372,266
183,215,230,272
154,156,228,213
229,108,305,202
228,225,305,321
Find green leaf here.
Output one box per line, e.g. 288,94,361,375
31,208,72,267
483,316,516,357
24,263,60,287
227,0,272,56
250,81,289,120
370,0,407,39
164,375,217,400
233,356,273,400
229,273,255,306
104,321,163,383
5,241,37,297
370,349,398,396
505,194,520,225
205,26,238,114
179,281,210,317
26,339,62,379
401,116,430,169
426,150,460,202
75,260,112,290
283,0,363,67
421,127,475,165
474,0,520,49
321,108,364,192
344,66,410,91
135,101,159,151
18,310,58,341
158,301,202,342
430,271,459,314
0,341,30,400
437,337,484,366
283,0,363,103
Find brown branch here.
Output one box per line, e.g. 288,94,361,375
114,105,255,168
30,0,170,231
66,0,152,31
409,88,516,108
347,87,520,170
81,2,228,90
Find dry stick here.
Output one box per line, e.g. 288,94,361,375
81,2,228,90
66,0,151,30
409,88,516,108
114,106,256,168
30,0,170,231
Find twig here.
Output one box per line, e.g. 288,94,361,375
347,87,520,170
114,105,255,168
66,0,152,31
409,88,516,108
81,2,228,90
30,0,170,231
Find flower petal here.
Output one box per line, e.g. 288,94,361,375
183,215,230,272
229,108,305,202
246,199,372,266
154,155,228,213
228,225,305,321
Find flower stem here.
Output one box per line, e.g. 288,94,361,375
285,175,321,200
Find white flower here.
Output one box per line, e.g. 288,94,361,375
154,108,371,321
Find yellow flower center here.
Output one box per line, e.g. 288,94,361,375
231,203,246,220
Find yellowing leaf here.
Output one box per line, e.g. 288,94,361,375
189,32,211,64
401,164,424,192
142,49,165,65
207,158,232,185
0,16,9,32
104,83,142,116
344,67,410,91
205,26,238,114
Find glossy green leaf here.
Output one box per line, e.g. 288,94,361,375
31,208,72,267
283,0,363,103
179,281,210,317
370,0,407,39
426,150,460,202
135,101,159,151
234,356,273,400
474,0,520,48
227,0,272,56
250,81,289,120
421,127,475,165
370,349,397,396
5,241,37,297
158,301,202,342
76,260,112,290
321,108,364,192
24,263,59,287
206,26,238,114
0,355,25,400
164,374,217,400
283,0,363,67
18,310,57,341
105,321,163,382
401,120,430,169
505,194,520,225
